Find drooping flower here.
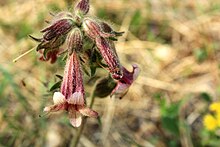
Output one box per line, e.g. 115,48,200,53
44,52,98,127
30,13,74,63
95,36,123,78
111,64,140,99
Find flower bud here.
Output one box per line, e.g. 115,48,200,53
66,28,83,55
100,22,112,33
95,37,123,78
41,18,74,41
83,18,115,40
111,64,140,99
75,0,90,15
83,18,101,40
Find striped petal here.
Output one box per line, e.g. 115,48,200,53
68,106,82,127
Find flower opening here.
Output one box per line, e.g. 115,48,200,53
111,64,140,99
44,52,98,127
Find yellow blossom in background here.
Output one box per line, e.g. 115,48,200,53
203,102,220,131
203,114,218,131
209,102,220,113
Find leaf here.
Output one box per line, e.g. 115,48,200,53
43,49,49,59
49,81,61,91
81,63,91,77
200,92,212,102
97,116,102,127
160,101,182,136
55,74,63,80
90,65,96,77
161,116,179,136
109,37,118,41
94,76,116,98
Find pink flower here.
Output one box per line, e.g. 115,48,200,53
95,36,123,79
44,52,98,127
41,18,74,41
111,64,140,99
75,0,90,15
66,28,83,55
82,18,115,40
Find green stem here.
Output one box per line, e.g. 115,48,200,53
71,93,96,147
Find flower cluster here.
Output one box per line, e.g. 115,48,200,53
203,102,220,131
31,0,140,127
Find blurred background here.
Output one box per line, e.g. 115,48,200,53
1,0,220,146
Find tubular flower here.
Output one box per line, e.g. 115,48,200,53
66,28,83,55
44,52,98,127
95,36,122,78
82,18,115,40
28,0,140,128
30,13,74,63
41,18,74,41
111,64,140,99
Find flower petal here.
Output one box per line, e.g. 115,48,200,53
79,107,98,118
110,83,129,99
131,64,140,81
68,106,82,127
43,104,66,112
53,92,66,104
68,92,84,105
111,64,140,99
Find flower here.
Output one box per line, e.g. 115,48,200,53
41,18,74,41
209,102,220,113
203,102,220,131
75,0,90,16
203,114,218,131
95,36,122,78
44,52,98,127
66,28,83,55
30,13,74,63
111,64,140,99
82,18,115,40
